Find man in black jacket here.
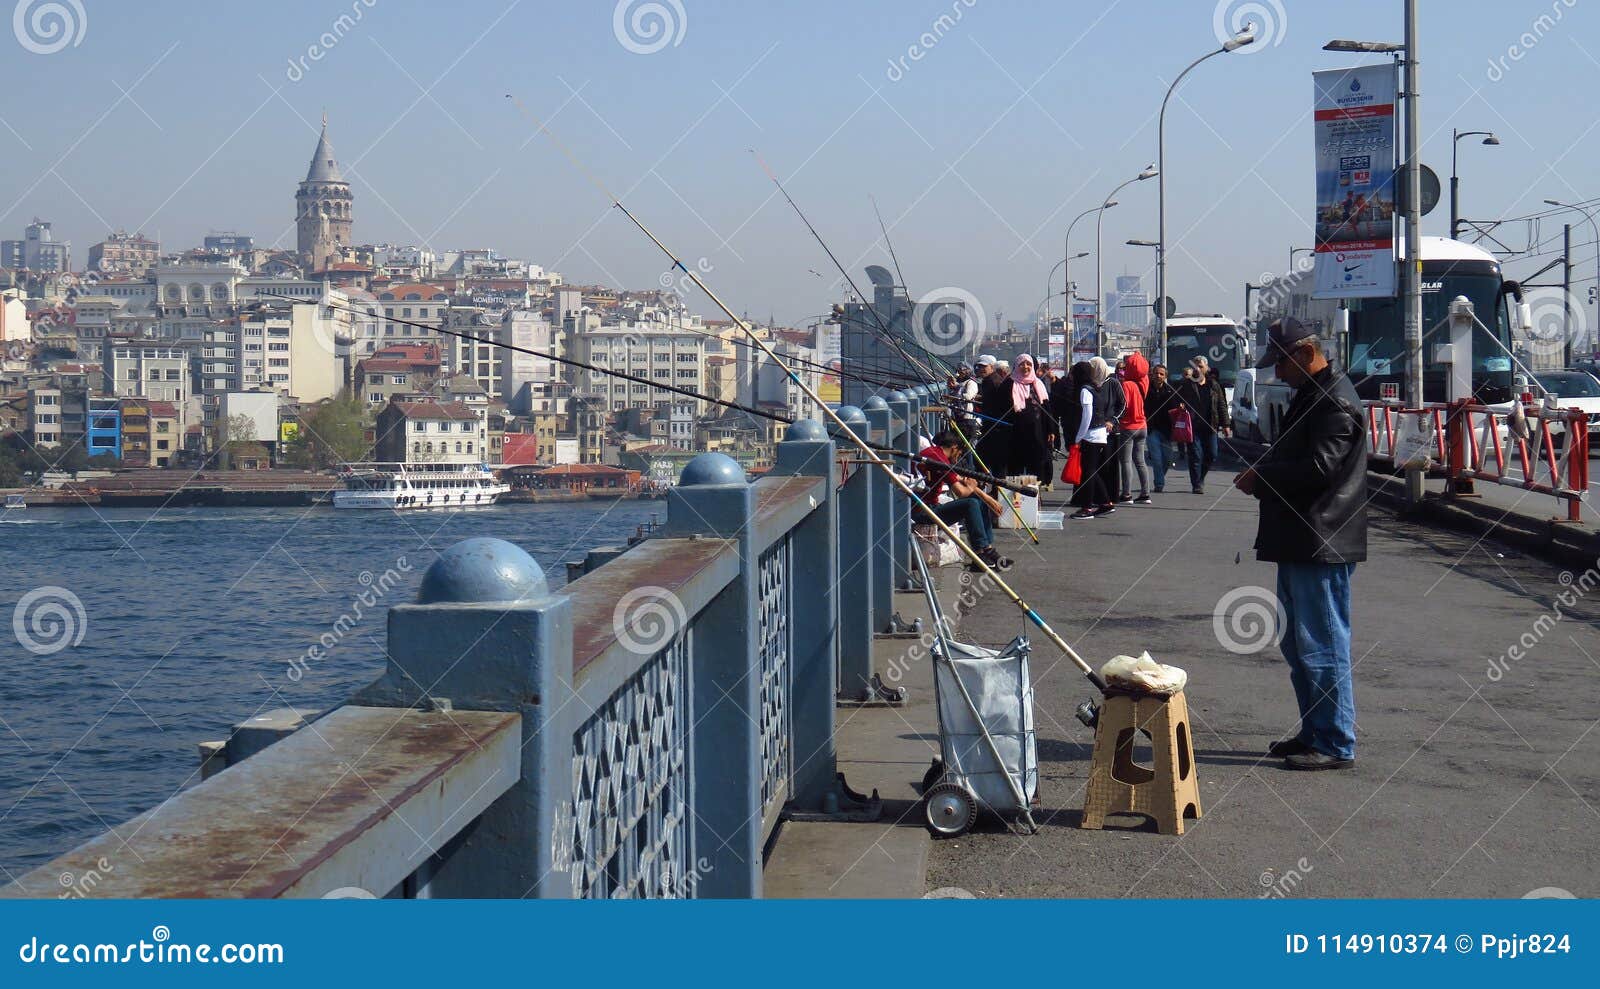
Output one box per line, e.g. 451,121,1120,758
1235,318,1366,771
1174,357,1230,494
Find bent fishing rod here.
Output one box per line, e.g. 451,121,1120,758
753,156,1038,544
507,100,1105,694
280,295,1037,497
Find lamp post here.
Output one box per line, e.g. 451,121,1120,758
1127,239,1161,355
1450,129,1500,240
1066,205,1112,361
1327,13,1417,503
1044,251,1089,362
1158,25,1257,369
1097,166,1158,356
1544,198,1600,360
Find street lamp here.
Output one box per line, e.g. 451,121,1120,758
1066,204,1114,361
1451,129,1500,239
1158,24,1256,369
1544,198,1600,359
1098,166,1157,355
1326,15,1417,503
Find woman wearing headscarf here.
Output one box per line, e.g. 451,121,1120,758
1088,356,1124,500
1004,354,1055,483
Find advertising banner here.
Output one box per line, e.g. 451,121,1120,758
1312,64,1397,299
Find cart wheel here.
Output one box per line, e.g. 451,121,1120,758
921,757,944,793
925,783,978,837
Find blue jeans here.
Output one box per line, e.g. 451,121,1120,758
1147,430,1171,490
1277,562,1357,760
933,496,993,551
1186,430,1219,489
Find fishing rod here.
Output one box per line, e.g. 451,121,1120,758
506,100,1105,698
654,316,922,391
756,159,1038,543
284,294,1039,497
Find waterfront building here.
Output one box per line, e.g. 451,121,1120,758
373,399,487,464
375,283,448,347
564,315,708,415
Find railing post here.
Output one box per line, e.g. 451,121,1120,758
660,453,762,898
351,537,574,898
861,396,895,632
885,390,914,593
770,420,839,808
830,406,876,703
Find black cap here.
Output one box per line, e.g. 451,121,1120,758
1255,316,1317,368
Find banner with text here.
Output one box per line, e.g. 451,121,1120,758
1312,64,1398,300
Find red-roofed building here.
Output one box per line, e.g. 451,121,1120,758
373,397,487,464
500,432,541,467
510,462,639,492
353,344,442,408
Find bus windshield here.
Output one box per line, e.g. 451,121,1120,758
1343,270,1512,402
1165,324,1245,387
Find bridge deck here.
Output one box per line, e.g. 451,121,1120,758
928,465,1600,898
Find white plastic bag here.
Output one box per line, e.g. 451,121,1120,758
1100,651,1188,696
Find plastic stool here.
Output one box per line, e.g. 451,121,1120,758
1080,689,1202,835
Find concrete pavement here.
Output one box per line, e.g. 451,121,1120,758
925,465,1600,898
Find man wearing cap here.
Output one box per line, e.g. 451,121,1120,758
949,363,980,439
973,354,1009,471
1234,318,1366,771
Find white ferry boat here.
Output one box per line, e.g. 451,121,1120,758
333,462,511,510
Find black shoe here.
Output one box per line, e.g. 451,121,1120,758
973,545,1012,571
1192,486,1204,495
1096,505,1116,517
1153,487,1164,494
1285,750,1354,771
1133,495,1152,504
1116,494,1134,503
1267,736,1311,757
1069,508,1096,520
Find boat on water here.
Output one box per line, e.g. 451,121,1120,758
4,493,24,510
333,462,510,510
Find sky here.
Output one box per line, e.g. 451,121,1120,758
1,0,1596,338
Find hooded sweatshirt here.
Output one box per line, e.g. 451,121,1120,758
1119,351,1149,431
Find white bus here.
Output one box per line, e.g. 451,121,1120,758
1162,313,1251,405
1250,236,1524,444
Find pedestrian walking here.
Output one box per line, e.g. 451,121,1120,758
1090,356,1125,500
1067,361,1115,519
1173,355,1231,493
1234,318,1366,771
1003,354,1056,482
1115,352,1152,503
1145,363,1179,493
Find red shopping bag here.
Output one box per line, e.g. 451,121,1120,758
1060,444,1083,485
1170,407,1195,444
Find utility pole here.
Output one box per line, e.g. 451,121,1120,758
1563,223,1573,368
1402,0,1423,505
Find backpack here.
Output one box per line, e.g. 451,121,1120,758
1101,378,1126,425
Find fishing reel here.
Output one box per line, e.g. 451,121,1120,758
1075,699,1100,729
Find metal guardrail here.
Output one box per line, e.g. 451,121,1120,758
1364,399,1591,522
0,384,947,900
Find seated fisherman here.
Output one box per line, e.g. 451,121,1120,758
917,429,1012,571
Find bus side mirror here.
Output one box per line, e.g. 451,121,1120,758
1514,302,1532,335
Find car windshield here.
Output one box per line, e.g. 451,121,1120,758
1536,372,1600,398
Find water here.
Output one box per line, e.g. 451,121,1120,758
0,500,660,880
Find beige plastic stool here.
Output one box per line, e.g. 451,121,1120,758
1080,690,1202,835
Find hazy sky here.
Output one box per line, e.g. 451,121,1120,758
1,0,1595,334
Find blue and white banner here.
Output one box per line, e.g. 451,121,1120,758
1312,64,1398,300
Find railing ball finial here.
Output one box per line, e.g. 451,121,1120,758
886,390,909,403
830,405,868,435
784,419,827,442
860,396,888,412
679,452,746,487
418,537,549,604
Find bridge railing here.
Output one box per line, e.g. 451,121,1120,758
1,399,955,900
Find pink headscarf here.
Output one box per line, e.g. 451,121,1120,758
1010,354,1048,412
